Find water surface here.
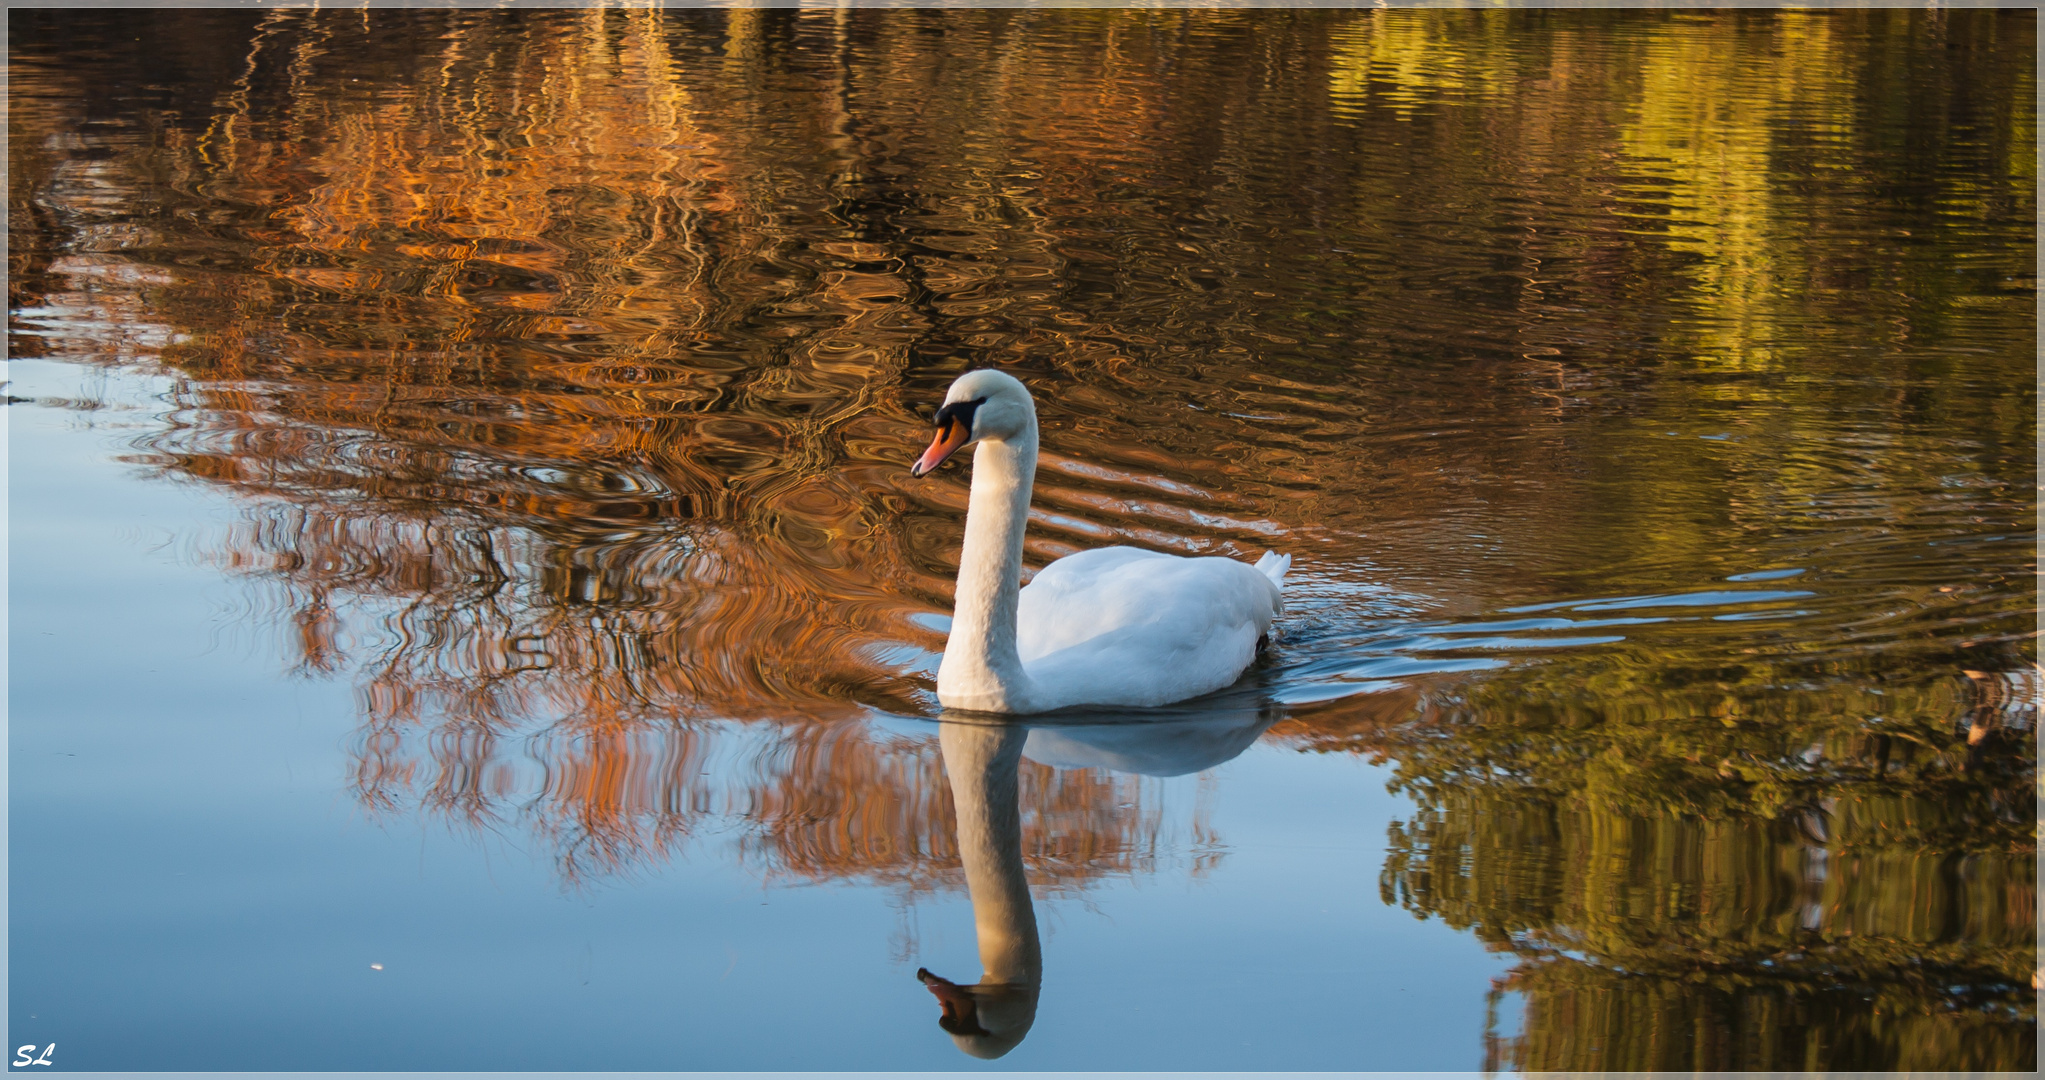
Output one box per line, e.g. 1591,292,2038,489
8,7,2036,1071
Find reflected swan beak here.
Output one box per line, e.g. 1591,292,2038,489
911,421,971,477
917,967,991,1036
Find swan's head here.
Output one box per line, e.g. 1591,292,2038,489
910,369,1036,477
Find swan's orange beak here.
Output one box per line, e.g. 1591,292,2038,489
911,418,971,477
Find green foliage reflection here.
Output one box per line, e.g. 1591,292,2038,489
1346,672,2037,1071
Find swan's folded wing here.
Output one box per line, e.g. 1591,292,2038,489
1022,615,1263,709
1023,545,1171,594
1014,549,1282,708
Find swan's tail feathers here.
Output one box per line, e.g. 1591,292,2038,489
1254,550,1292,589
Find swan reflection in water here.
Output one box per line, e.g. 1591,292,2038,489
916,697,1279,1058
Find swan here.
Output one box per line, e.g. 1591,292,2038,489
910,369,1289,714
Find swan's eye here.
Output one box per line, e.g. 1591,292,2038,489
932,396,986,439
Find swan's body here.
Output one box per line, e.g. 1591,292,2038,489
911,370,1288,714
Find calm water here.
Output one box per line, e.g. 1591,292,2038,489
8,7,2036,1072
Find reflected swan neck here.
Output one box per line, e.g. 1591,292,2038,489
940,722,1041,986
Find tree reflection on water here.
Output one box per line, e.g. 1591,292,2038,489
1342,677,2036,1070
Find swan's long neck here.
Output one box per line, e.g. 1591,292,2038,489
940,722,1041,987
938,425,1038,712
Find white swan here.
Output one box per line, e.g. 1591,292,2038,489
910,369,1289,714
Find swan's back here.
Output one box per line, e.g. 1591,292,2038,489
1015,546,1284,710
